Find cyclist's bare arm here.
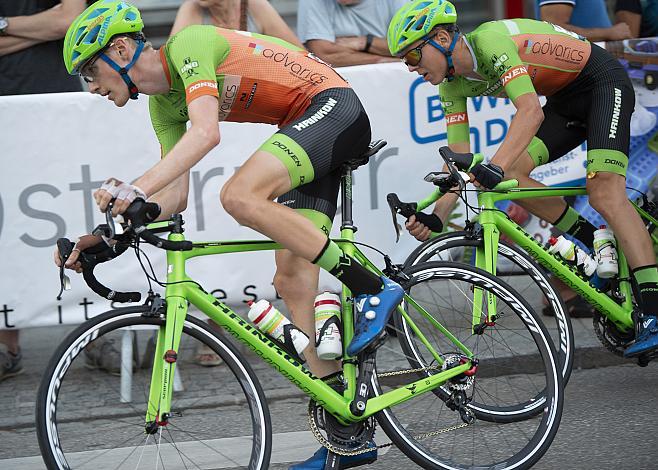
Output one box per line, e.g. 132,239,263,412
94,95,219,217
149,172,191,218
489,92,543,172
134,95,219,198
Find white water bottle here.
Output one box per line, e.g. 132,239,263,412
314,292,343,360
247,300,309,357
548,236,597,277
593,225,618,278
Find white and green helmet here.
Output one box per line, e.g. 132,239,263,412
387,0,458,56
63,0,143,75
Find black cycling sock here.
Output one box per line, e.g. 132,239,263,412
313,239,382,296
632,265,658,317
553,205,596,247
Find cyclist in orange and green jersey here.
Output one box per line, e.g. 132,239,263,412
58,5,404,467
388,0,658,357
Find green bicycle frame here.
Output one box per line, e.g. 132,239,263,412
142,221,473,427
471,187,658,332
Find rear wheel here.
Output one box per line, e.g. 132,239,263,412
36,305,272,470
376,262,563,469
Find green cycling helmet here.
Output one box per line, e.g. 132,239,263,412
63,0,143,75
387,0,458,56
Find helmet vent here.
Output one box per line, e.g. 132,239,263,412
74,27,87,46
87,7,109,20
125,11,137,21
85,25,102,44
412,16,427,31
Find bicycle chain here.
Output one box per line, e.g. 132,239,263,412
377,364,442,377
307,365,472,457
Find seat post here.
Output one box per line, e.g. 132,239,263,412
340,165,357,234
338,139,386,234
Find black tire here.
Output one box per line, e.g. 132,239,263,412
402,230,574,388
375,262,563,469
36,305,272,470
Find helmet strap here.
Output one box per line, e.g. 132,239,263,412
428,30,460,82
99,39,145,100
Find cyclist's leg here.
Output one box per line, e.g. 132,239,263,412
579,71,658,355
505,101,583,221
221,88,402,355
274,178,341,378
220,88,374,276
505,98,600,247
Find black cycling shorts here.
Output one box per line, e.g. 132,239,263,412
259,87,371,234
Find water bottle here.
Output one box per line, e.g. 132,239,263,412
247,299,309,357
314,292,343,360
593,225,618,278
548,236,597,277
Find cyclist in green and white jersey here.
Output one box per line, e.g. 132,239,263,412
388,0,658,357
54,6,402,467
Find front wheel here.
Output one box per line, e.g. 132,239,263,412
36,305,272,470
403,230,574,388
376,262,563,469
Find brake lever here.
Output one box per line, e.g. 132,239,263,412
388,203,401,243
386,193,418,243
91,199,127,240
105,200,117,238
56,238,74,300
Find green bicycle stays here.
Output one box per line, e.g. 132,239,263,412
37,142,563,470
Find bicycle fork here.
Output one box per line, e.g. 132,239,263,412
144,295,187,432
474,205,501,332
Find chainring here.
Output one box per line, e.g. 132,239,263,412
308,399,376,453
593,311,634,356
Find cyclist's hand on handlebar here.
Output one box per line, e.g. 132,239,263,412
53,234,104,273
406,215,433,242
406,212,443,242
94,178,147,216
469,163,504,189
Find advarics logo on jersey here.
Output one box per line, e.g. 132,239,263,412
523,37,585,64
250,43,328,85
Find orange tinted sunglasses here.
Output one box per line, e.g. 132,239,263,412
402,35,435,66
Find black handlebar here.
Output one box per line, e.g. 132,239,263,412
57,198,195,303
57,236,141,303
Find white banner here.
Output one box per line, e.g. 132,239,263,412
1,62,653,329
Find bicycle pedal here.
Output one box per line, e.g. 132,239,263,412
637,352,657,367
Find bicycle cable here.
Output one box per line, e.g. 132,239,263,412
131,238,204,291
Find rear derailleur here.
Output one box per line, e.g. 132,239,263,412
442,354,477,424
